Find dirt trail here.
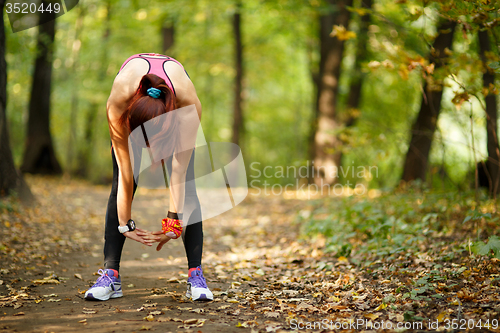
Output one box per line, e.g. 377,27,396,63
0,177,310,333
4,178,498,333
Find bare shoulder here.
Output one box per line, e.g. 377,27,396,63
107,59,149,119
163,61,200,107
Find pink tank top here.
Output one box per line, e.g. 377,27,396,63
118,53,187,96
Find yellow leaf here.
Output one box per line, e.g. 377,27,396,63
330,25,357,41
364,313,380,320
143,315,154,321
4,222,10,228
374,303,387,311
337,256,349,262
436,311,448,322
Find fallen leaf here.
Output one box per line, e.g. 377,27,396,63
264,311,280,318
149,311,162,316
74,273,83,280
364,313,380,320
32,278,59,285
177,306,192,311
143,315,154,321
191,308,204,313
374,303,387,311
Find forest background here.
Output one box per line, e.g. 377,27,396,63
1,0,500,261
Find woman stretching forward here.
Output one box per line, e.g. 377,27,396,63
84,53,212,302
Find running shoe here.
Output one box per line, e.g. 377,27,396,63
84,269,123,301
186,266,213,301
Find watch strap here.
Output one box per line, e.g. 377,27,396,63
118,219,136,234
118,225,130,233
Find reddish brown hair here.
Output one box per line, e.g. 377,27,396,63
120,74,176,133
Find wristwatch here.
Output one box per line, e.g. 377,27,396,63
118,219,136,234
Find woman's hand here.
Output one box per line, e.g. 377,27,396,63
125,228,161,246
150,230,177,251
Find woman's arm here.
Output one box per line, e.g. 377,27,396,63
107,71,159,246
166,63,202,215
152,62,202,250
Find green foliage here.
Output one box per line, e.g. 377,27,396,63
472,235,500,259
300,188,497,258
2,0,499,189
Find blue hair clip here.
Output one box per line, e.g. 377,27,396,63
147,87,161,99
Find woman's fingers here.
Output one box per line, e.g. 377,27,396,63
156,235,171,251
135,229,162,242
125,231,153,246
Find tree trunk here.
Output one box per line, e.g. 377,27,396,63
345,0,372,127
0,0,34,203
162,19,174,54
312,0,352,185
478,29,500,196
401,20,456,183
66,6,85,175
231,2,244,146
76,1,112,178
21,9,61,174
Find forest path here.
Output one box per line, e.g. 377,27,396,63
1,177,499,333
0,177,315,333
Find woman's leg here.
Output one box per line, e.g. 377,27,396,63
182,195,203,269
166,152,204,268
103,147,137,271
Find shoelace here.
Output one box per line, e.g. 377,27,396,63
188,270,208,288
92,269,115,288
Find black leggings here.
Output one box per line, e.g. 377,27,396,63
104,148,203,271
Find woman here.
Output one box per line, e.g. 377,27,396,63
84,53,212,302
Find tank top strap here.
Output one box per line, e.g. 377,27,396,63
118,53,186,95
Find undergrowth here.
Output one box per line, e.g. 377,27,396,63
299,187,500,261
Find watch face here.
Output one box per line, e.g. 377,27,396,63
128,220,136,230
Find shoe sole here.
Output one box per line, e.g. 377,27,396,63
85,290,123,301
186,290,213,301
